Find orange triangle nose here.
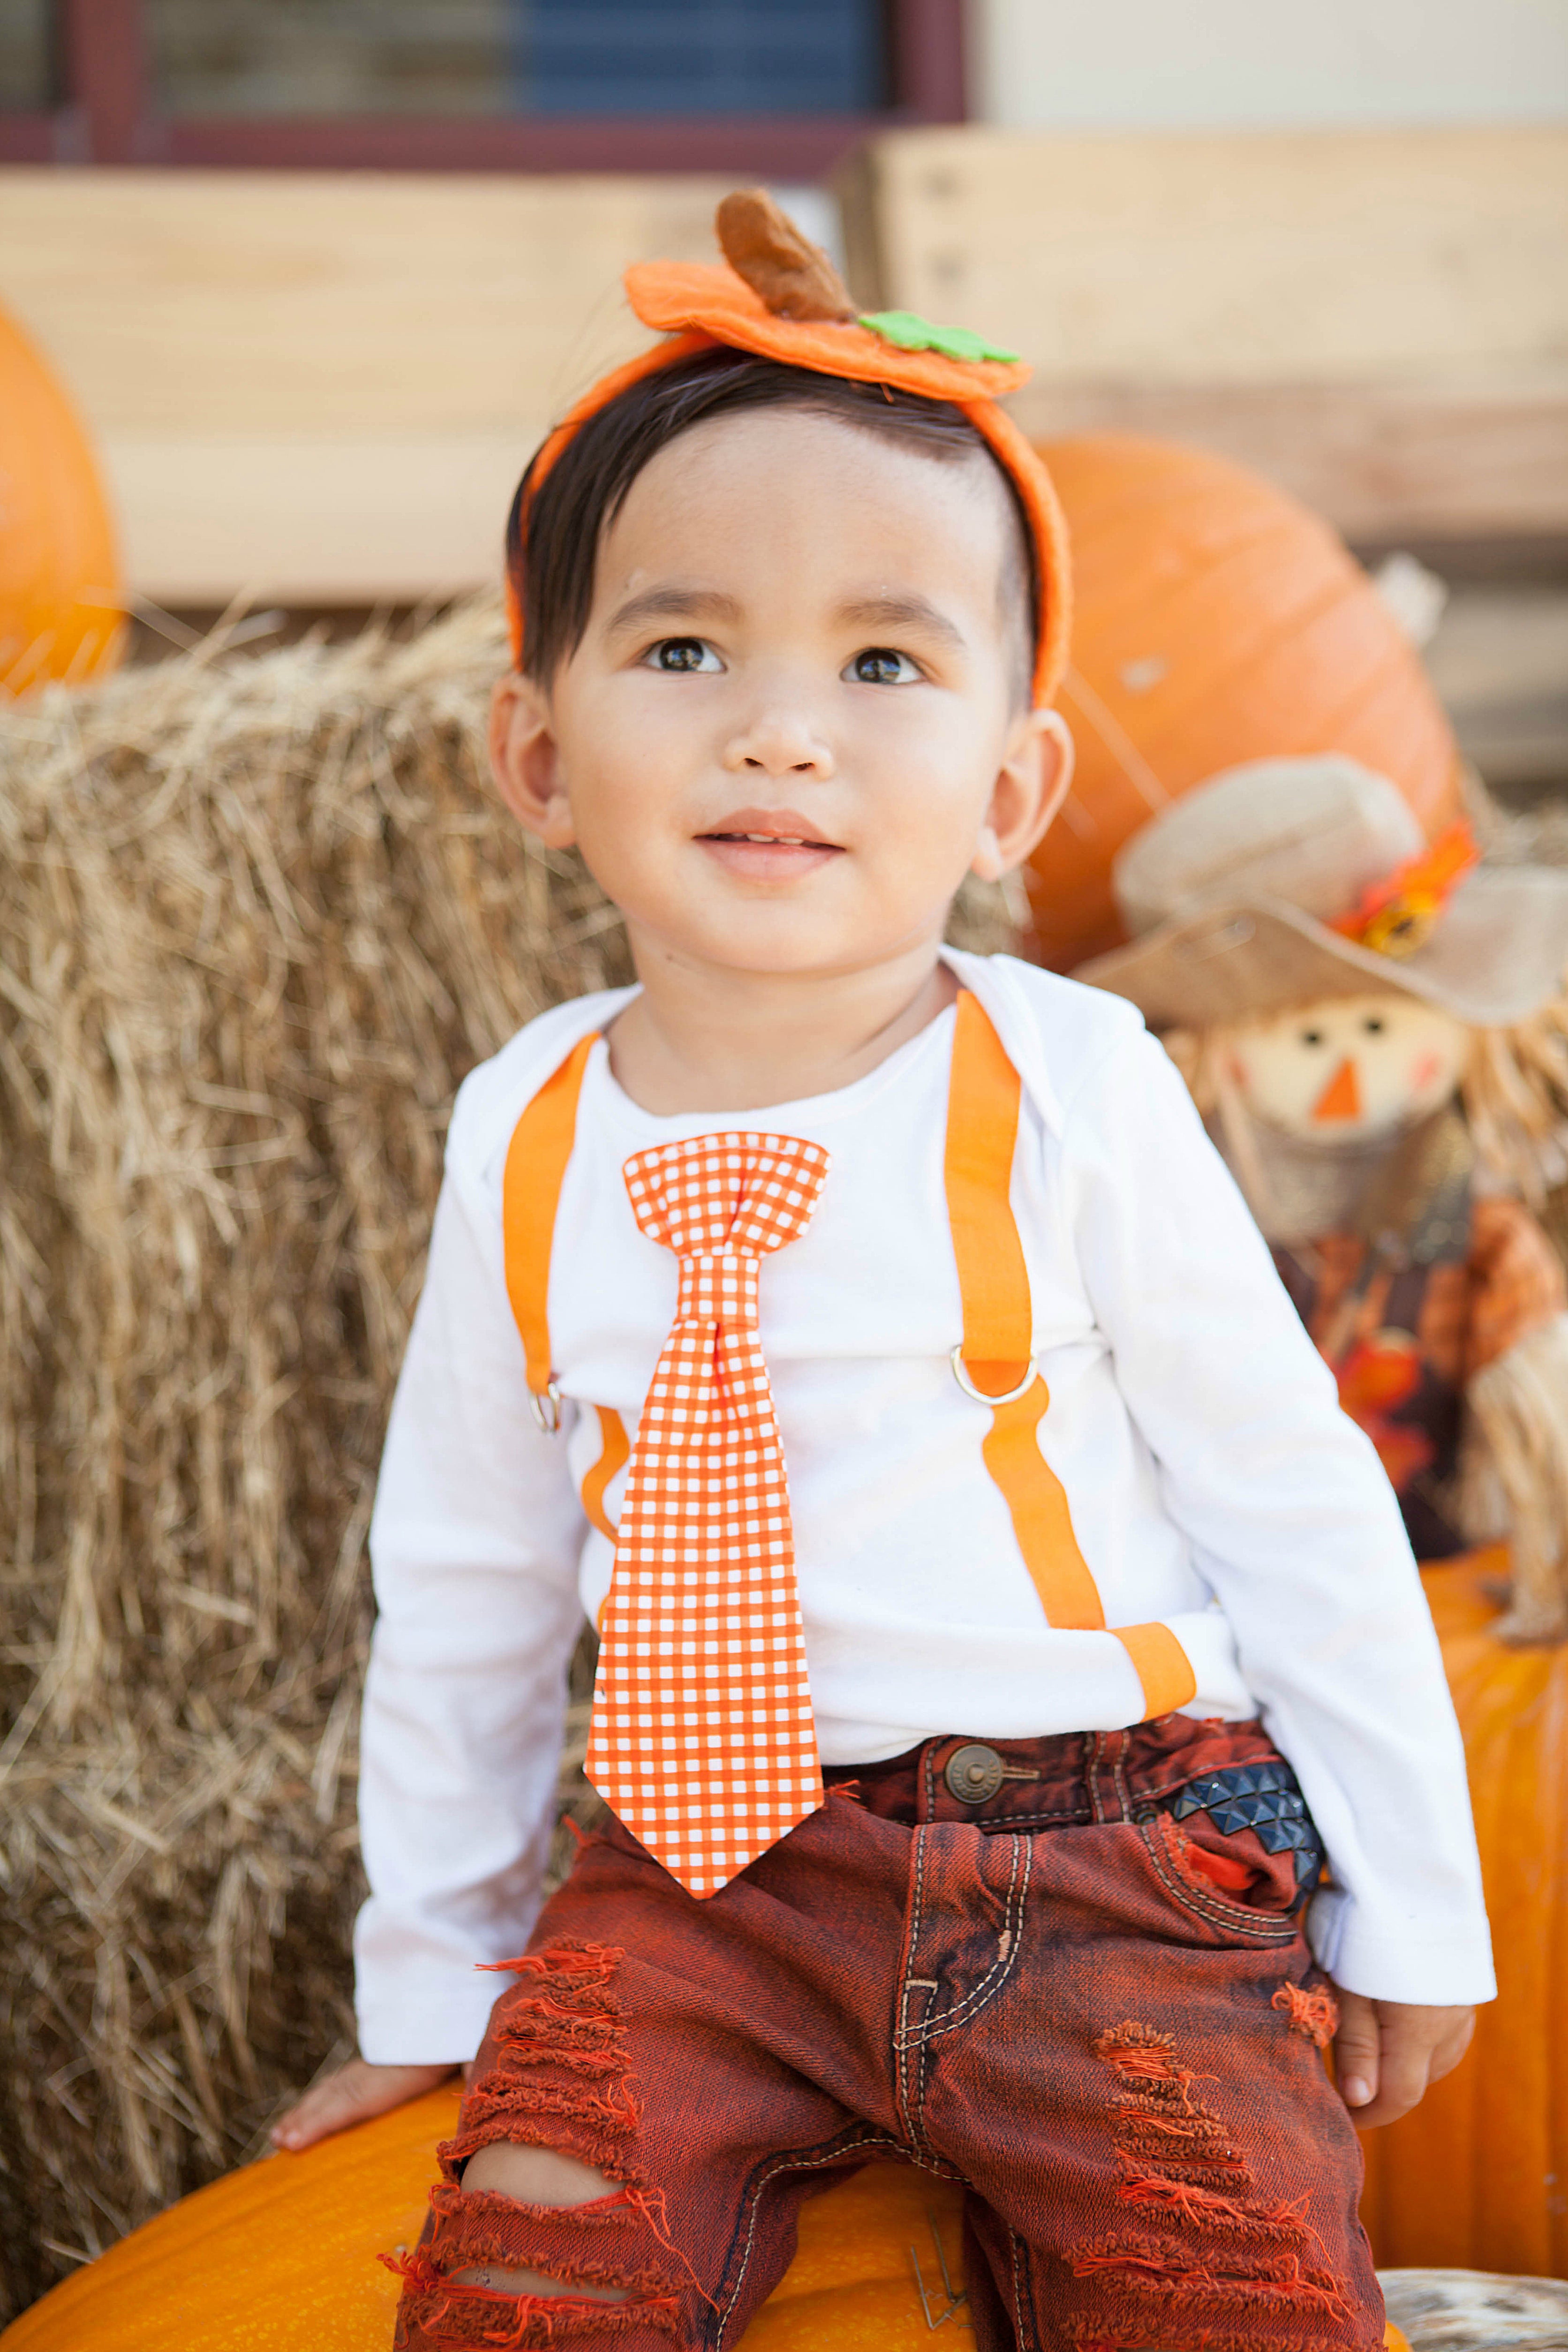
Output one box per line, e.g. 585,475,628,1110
1312,1056,1363,1123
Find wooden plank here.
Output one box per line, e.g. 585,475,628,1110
841,125,1568,539
1006,379,1568,543
851,124,1568,385
97,432,525,604
0,169,724,434
0,168,724,598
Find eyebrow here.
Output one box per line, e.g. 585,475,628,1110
603,585,743,638
834,593,966,651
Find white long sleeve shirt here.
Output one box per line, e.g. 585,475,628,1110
355,949,1493,2062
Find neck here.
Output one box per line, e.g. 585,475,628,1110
606,930,958,1114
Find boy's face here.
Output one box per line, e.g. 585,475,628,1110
491,407,1068,982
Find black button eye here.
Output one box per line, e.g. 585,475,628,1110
1301,1029,1325,1047
656,639,707,671
1363,1016,1385,1035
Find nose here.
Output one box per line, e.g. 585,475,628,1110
723,704,834,780
1312,1057,1363,1123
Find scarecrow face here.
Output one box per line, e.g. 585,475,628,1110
1225,992,1470,1143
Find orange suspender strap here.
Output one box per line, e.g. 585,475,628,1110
580,1407,629,1542
944,991,1198,1720
500,1030,626,1537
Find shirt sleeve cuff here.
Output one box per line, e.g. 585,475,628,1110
356,1960,506,2067
1306,1887,1497,2006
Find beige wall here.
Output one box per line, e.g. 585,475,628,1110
972,0,1568,130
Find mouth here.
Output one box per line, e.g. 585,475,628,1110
696,806,844,879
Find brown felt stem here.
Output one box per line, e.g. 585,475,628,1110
715,189,856,324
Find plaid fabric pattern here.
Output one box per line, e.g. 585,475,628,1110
585,1131,830,1897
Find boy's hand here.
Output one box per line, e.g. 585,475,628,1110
271,2058,459,2153
1334,1993,1474,2130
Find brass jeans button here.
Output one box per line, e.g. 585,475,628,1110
945,1743,1005,1804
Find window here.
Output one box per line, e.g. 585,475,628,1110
522,0,886,119
4,0,960,170
0,0,51,110
145,0,886,121
148,0,514,118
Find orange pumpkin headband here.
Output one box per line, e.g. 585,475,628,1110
507,190,1072,708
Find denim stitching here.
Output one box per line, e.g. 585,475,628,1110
1138,1817,1297,1944
894,1840,1017,2050
1010,2223,1041,2352
1112,1733,1133,1823
1086,1733,1108,1824
895,1824,935,2156
911,1835,1033,2046
713,2132,903,2350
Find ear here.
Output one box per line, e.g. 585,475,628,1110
971,708,1074,882
489,670,576,847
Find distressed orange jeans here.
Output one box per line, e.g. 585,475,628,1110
391,1716,1383,2352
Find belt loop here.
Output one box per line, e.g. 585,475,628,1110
1087,1729,1132,1824
919,1741,942,1824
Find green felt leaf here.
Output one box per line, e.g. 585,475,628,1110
859,309,1020,365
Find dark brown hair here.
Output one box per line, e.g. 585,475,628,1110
506,347,1038,695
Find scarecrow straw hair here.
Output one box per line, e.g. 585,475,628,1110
1163,988,1568,1213
0,597,1014,2319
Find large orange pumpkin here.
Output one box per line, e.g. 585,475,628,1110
0,302,123,697
0,2094,975,2352
0,2087,1417,2350
1360,1552,1568,2278
1025,434,1461,973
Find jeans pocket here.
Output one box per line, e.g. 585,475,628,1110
1135,1810,1304,1945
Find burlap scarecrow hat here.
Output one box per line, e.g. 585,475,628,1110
1075,755,1568,1031
505,190,1072,709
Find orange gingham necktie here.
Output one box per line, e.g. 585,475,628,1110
585,1130,830,1897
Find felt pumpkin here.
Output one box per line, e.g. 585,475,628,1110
1078,754,1568,1640
1359,1554,1568,2280
1025,434,1461,972
506,188,1073,710
0,2093,974,2352
0,302,122,697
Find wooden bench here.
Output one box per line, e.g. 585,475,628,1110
840,123,1568,548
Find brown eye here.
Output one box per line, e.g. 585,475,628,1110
656,639,709,672
848,648,918,685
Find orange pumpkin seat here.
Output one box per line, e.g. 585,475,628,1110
1360,1552,1568,2280
0,2098,974,2351
1025,433,1460,974
0,302,122,698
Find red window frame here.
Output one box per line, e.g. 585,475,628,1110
2,0,965,172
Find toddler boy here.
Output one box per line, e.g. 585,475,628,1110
278,196,1490,2351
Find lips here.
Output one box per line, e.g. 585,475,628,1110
697,807,840,849
696,806,844,881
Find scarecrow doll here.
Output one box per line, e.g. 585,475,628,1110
1076,753,1568,1641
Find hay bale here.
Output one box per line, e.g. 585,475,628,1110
0,602,1015,2319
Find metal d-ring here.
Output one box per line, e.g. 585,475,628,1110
529,1379,563,1434
949,1346,1037,1407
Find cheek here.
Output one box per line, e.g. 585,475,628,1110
1409,1050,1442,1091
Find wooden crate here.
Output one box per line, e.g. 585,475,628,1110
839,125,1568,543
0,169,724,603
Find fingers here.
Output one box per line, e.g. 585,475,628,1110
1334,1988,1380,2117
1343,2001,1477,2132
271,2058,455,2153
1425,2005,1476,2091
